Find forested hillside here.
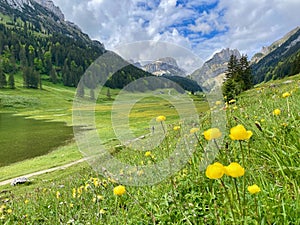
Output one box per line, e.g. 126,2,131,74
251,27,300,83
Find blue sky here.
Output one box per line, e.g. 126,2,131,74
52,0,300,70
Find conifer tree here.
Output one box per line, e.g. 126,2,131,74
8,74,15,89
222,54,253,101
0,66,7,88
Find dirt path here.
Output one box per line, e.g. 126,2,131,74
0,158,88,187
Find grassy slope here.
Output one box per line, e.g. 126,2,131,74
0,74,208,181
0,74,299,224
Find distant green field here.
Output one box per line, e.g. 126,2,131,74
0,73,208,180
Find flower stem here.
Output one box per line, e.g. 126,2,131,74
233,178,241,208
160,121,166,134
239,141,245,167
194,133,204,151
220,179,236,225
254,196,259,221
239,141,246,222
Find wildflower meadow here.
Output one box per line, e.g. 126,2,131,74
0,76,299,224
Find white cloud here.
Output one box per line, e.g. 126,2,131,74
51,0,300,63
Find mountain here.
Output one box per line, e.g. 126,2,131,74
141,57,186,77
251,27,300,83
0,0,103,48
251,27,299,64
190,48,241,90
0,0,156,93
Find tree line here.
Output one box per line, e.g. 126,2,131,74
0,20,104,90
222,55,253,101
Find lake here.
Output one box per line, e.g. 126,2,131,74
0,113,74,167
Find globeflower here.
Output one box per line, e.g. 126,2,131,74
205,162,225,179
282,92,291,98
113,185,126,196
248,184,261,194
229,124,253,141
190,127,199,134
273,109,281,116
203,128,222,141
173,126,181,131
156,115,166,122
144,151,151,157
224,162,245,178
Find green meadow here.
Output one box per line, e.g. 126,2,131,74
0,73,299,224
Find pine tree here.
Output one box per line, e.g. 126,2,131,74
50,67,58,84
8,74,15,89
0,66,7,88
222,54,253,101
225,55,239,80
239,55,253,90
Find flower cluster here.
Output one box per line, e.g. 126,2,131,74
206,162,245,179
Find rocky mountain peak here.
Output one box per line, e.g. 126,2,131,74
190,48,241,90
34,0,64,21
4,0,64,21
207,48,241,64
141,57,186,76
156,57,179,68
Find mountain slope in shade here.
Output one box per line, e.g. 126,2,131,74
0,0,104,49
251,27,300,83
251,27,300,64
141,57,186,76
190,48,241,90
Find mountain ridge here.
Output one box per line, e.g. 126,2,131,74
251,27,300,83
190,48,241,90
141,57,186,77
251,27,300,64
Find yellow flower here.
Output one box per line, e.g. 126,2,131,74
145,151,151,157
84,184,90,191
229,99,236,104
56,191,61,199
248,184,261,194
190,127,199,134
229,124,253,141
215,101,222,105
24,199,29,204
156,115,166,122
69,203,74,208
205,162,225,179
72,188,76,198
233,106,238,110
7,209,12,214
113,185,126,196
273,109,281,116
203,128,222,141
99,209,106,214
173,126,181,131
93,180,99,187
282,92,291,98
97,195,104,200
224,162,245,178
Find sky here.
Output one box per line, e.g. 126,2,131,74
52,0,300,70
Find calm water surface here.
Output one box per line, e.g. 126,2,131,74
0,113,73,167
